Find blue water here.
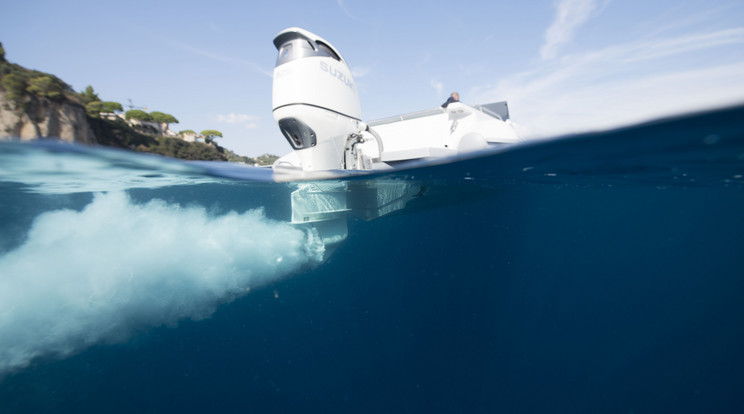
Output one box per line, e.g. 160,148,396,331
1,105,743,413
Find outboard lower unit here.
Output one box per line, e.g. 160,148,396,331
272,27,363,171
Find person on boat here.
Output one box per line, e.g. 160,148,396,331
441,92,460,108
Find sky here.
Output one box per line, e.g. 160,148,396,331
2,0,744,157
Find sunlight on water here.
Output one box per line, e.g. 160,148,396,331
0,143,223,194
0,192,324,374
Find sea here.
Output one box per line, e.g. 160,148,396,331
1,105,743,413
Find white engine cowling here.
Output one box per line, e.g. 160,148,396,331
272,27,362,171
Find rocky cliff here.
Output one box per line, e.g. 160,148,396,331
0,43,257,162
0,90,96,144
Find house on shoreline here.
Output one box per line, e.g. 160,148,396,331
180,130,205,143
100,112,203,141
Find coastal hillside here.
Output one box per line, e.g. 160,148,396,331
0,42,276,164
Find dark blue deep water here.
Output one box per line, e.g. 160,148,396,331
1,105,743,413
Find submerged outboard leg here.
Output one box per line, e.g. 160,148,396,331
288,179,424,260
290,182,350,258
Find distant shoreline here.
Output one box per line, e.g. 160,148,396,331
0,42,277,165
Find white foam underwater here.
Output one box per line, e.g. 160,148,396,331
0,192,324,374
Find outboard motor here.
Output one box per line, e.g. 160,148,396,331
272,27,362,171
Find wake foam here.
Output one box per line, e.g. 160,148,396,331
0,192,324,374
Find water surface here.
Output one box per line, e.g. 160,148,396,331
1,105,743,413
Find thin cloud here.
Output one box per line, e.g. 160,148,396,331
613,28,744,63
186,45,272,78
540,0,601,60
352,66,371,78
207,21,224,34
217,113,259,129
515,62,744,138
458,63,486,77
161,37,273,78
640,3,738,40
430,78,444,96
474,27,744,139
337,0,356,20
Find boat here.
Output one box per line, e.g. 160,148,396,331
268,27,521,254
271,27,521,174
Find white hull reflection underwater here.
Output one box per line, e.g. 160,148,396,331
270,27,521,253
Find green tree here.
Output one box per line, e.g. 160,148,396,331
125,109,152,121
85,101,104,116
86,101,122,117
0,42,6,63
101,101,123,113
256,154,280,165
150,111,179,125
145,137,226,161
1,73,27,104
26,75,65,99
200,129,223,143
178,129,196,135
27,76,62,99
80,85,100,105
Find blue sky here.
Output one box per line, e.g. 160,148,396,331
2,0,743,157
